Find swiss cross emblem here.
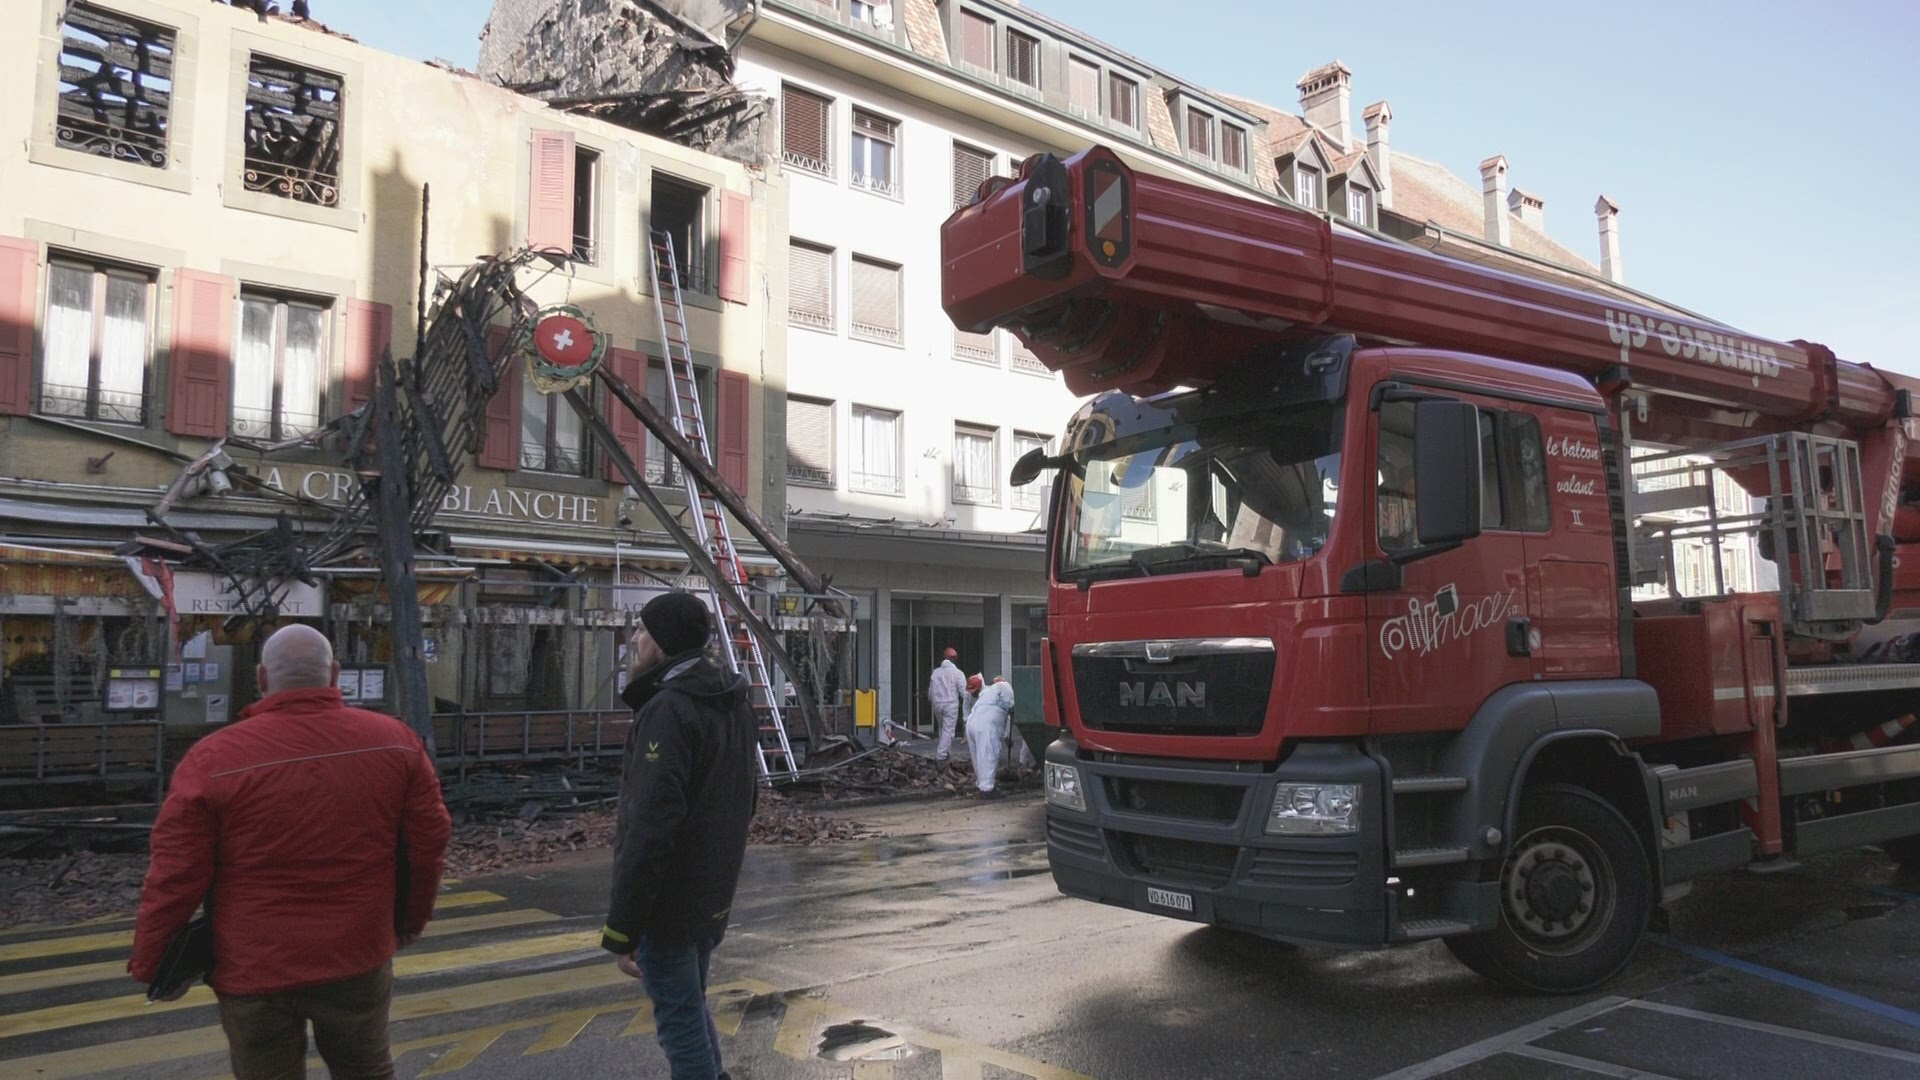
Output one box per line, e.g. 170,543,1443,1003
534,312,596,368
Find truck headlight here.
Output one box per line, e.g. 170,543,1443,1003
1045,762,1086,811
1265,783,1360,835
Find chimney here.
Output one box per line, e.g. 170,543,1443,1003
1480,156,1509,247
1363,100,1391,208
1297,61,1353,150
1595,195,1623,283
1507,187,1544,232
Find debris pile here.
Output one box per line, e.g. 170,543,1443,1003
0,849,147,929
477,0,767,164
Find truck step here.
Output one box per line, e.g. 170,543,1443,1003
1394,846,1470,868
1392,775,1470,794
1397,918,1473,940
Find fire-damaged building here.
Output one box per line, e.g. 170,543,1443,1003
0,0,797,800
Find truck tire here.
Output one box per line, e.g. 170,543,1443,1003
1882,835,1920,868
1446,784,1652,994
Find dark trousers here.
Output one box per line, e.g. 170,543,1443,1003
636,932,728,1080
214,963,395,1080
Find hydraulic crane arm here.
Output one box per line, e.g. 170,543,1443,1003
940,147,1915,482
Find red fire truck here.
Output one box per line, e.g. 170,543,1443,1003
940,147,1920,993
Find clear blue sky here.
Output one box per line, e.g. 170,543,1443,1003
327,0,1917,372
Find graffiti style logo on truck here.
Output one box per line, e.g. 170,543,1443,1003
1380,583,1518,660
1604,309,1782,379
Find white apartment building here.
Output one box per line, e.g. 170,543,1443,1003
730,0,1282,726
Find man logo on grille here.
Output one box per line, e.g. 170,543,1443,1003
1119,681,1205,708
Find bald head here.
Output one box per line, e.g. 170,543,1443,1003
258,624,339,696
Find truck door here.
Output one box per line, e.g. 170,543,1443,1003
1367,396,1534,735
1517,408,1621,678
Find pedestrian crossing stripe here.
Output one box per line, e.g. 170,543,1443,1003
0,907,560,991
205,980,1088,1080
10,974,1091,1080
0,926,600,1038
0,890,507,965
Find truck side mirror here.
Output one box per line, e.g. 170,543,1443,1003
1010,445,1055,488
1413,400,1483,547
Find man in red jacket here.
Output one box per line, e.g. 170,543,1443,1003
130,624,452,1080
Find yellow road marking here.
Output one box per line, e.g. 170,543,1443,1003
18,976,1090,1080
0,891,507,965
712,987,753,1036
429,890,506,910
523,1006,600,1054
620,1001,658,1038
7,966,676,1079
0,911,563,999
773,993,824,1057
417,1029,508,1077
0,928,599,1041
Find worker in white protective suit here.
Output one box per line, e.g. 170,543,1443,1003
926,647,968,762
965,675,1016,799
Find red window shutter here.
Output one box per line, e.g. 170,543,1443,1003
717,369,750,492
718,190,751,305
602,347,648,481
0,237,39,417
527,130,576,255
166,270,236,438
476,327,521,469
343,299,392,415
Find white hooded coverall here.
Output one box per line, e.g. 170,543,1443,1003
965,680,1016,792
927,659,968,760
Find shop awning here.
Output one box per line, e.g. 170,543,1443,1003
0,496,293,534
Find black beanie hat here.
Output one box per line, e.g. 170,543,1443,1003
641,591,711,657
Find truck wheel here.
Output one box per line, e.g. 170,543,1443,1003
1882,835,1920,868
1446,784,1652,994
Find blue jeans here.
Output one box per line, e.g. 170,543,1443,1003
636,932,728,1080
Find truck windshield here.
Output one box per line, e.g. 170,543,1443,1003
1058,404,1343,580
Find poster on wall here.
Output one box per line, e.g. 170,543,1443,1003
104,668,163,713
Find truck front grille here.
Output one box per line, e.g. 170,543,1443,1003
1104,777,1245,823
1244,848,1358,886
1112,832,1240,887
1047,818,1105,859
1073,648,1271,737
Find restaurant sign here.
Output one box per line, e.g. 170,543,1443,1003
259,467,608,526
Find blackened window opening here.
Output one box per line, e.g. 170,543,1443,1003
242,55,344,207
56,4,176,169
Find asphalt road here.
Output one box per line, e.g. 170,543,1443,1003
2,793,1917,1078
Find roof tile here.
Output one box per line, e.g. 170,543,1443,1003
1145,84,1180,154
901,0,948,63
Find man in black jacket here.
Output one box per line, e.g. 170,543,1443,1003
603,591,758,1080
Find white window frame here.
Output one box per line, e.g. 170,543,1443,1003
1012,431,1051,511
850,404,904,495
787,239,835,333
1186,106,1215,161
232,289,329,443
779,83,833,177
1296,165,1320,210
1005,27,1042,91
1347,185,1370,225
952,422,999,506
849,255,904,346
851,108,901,199
1068,56,1101,118
1108,73,1140,131
786,395,835,487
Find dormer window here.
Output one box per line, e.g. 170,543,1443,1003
1296,165,1320,210
1186,107,1214,159
1006,29,1041,90
1222,123,1247,172
1348,186,1370,225
1108,74,1139,129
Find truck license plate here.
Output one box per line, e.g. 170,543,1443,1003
1146,886,1193,913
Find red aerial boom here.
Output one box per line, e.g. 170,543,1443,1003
942,147,1917,525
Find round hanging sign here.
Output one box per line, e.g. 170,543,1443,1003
534,311,596,368
523,304,608,394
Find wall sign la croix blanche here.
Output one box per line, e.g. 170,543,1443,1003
257,466,607,525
